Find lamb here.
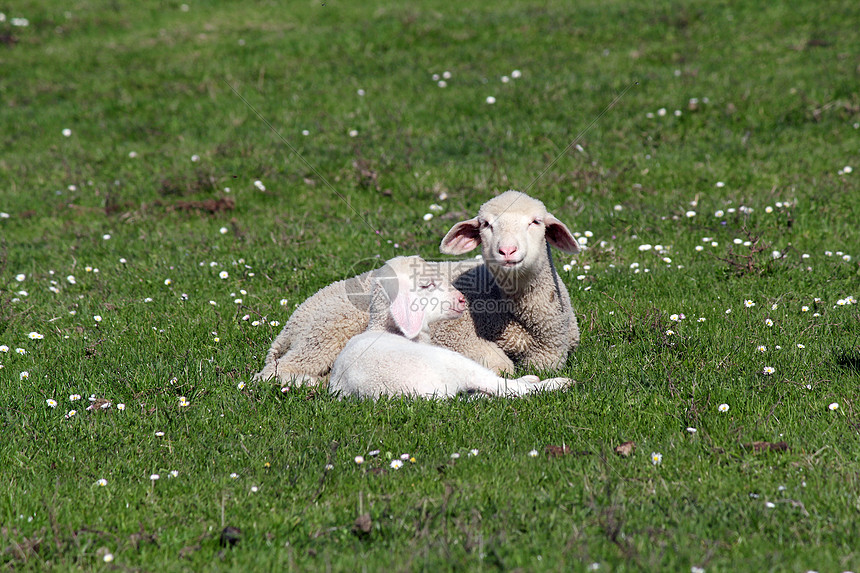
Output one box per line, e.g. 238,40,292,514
431,190,582,373
253,255,456,385
329,255,572,399
254,190,580,385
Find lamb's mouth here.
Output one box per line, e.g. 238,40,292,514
498,260,523,269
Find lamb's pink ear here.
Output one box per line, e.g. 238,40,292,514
440,218,482,255
389,278,424,340
545,214,580,253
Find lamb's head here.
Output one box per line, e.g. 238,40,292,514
439,190,580,282
368,255,466,340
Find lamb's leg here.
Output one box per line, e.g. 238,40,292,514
254,338,340,386
261,348,333,387
253,323,295,381
470,340,516,375
435,334,515,374
255,360,322,387
466,375,573,396
255,307,369,385
430,311,516,374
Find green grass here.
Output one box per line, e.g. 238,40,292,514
2,0,860,570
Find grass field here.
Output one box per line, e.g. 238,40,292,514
2,0,859,570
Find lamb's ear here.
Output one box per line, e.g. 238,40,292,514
440,218,481,255
389,278,424,340
544,213,580,253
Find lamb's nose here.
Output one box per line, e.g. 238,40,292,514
498,245,518,259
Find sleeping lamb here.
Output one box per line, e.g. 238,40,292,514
254,253,454,386
329,255,572,398
254,190,580,385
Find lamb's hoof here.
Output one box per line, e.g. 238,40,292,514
279,373,320,389
541,377,576,389
483,355,516,375
254,364,277,382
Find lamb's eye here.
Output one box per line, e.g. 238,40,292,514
419,280,436,290
531,218,542,226
479,220,490,229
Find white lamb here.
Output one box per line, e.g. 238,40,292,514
254,190,580,385
329,256,572,399
254,254,455,385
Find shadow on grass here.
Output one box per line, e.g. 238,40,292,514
834,349,860,373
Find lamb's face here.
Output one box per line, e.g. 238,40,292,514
476,195,551,278
439,190,580,285
373,256,466,338
412,272,467,324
